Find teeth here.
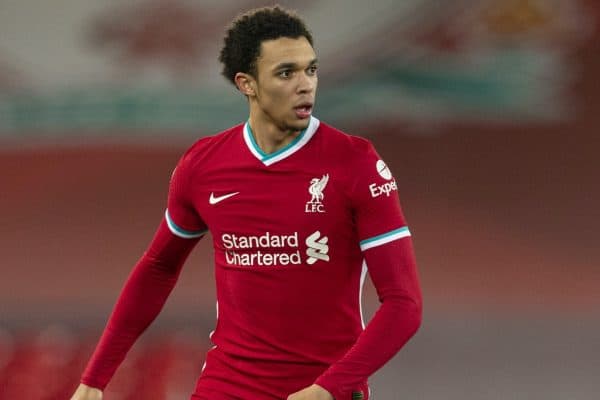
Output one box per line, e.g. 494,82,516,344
296,106,311,114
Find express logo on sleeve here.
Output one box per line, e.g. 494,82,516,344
369,160,397,198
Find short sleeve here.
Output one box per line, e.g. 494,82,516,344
165,154,207,239
349,140,411,252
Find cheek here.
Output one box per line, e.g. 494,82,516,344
262,85,292,108
271,85,291,101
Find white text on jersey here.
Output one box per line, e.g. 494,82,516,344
221,231,330,267
369,179,397,198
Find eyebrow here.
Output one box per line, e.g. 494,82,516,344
273,58,319,71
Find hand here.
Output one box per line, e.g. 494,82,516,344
70,383,103,400
287,384,334,400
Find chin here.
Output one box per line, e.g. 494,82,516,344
291,118,311,131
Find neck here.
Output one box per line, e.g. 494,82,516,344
248,112,302,155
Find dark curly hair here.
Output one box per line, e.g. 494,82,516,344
219,6,314,86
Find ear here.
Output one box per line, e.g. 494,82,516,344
234,73,256,97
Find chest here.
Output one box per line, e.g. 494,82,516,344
192,163,350,239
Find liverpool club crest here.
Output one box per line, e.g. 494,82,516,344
305,174,329,213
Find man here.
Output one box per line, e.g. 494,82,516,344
71,6,422,400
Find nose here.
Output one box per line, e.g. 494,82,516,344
297,71,316,94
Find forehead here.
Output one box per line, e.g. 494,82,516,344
256,37,316,70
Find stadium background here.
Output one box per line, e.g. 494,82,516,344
1,1,599,399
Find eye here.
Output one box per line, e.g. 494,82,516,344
278,70,292,79
307,65,318,75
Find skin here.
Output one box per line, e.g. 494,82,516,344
235,36,319,155
287,383,334,400
71,36,330,400
70,385,102,400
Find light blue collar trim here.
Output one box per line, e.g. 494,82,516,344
243,116,320,166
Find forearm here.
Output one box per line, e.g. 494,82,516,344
315,239,422,398
315,295,421,397
81,254,179,389
81,220,199,389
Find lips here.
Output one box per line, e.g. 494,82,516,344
294,102,313,119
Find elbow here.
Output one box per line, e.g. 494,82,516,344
381,291,423,338
407,297,423,337
414,300,423,335
396,294,423,338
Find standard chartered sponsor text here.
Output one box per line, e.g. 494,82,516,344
222,232,302,266
222,232,298,248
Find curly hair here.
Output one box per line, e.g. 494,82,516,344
219,6,314,85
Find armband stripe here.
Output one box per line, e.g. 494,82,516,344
360,226,411,251
165,209,206,239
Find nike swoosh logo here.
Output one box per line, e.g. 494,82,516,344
209,191,240,205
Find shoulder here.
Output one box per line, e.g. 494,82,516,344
315,121,385,199
178,123,244,168
317,120,377,162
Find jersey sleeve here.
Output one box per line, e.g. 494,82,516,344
165,152,208,239
314,139,421,399
81,219,201,390
349,140,411,251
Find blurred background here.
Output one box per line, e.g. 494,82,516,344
1,0,599,399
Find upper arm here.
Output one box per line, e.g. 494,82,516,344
165,153,208,239
348,140,420,305
349,140,410,251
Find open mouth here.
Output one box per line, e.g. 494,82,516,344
294,103,313,119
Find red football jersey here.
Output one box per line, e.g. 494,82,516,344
165,117,412,398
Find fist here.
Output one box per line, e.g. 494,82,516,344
70,384,103,400
287,384,334,400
